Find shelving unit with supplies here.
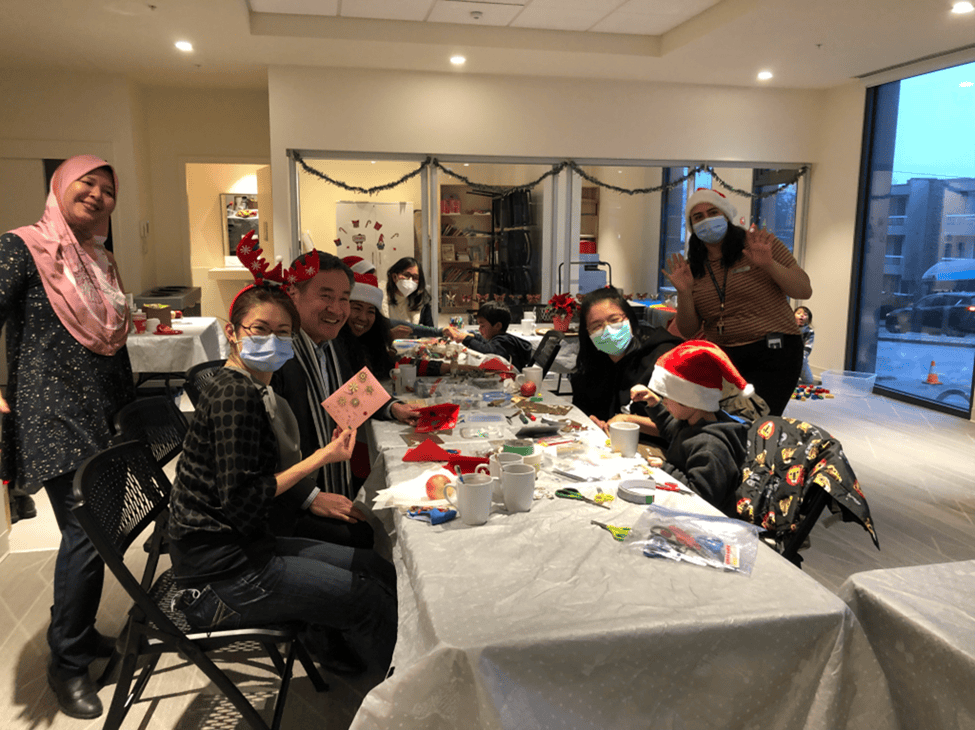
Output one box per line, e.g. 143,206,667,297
438,184,492,314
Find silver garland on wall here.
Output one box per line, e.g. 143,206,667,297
293,151,808,200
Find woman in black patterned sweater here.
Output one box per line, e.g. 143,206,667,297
168,284,397,675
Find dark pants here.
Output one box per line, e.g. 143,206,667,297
177,537,397,672
44,472,105,676
724,335,804,416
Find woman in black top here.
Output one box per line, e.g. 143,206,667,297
571,288,680,435
168,284,396,675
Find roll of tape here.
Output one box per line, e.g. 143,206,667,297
618,478,656,504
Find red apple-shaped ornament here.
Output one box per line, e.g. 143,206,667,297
520,381,537,397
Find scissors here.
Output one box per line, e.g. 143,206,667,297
555,487,611,509
591,520,631,541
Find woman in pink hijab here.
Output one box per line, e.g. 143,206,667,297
0,155,135,719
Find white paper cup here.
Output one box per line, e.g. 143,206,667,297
501,463,535,513
145,318,160,334
445,473,494,525
609,421,640,457
399,364,417,391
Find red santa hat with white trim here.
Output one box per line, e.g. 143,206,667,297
647,340,754,412
342,255,376,276
685,187,738,232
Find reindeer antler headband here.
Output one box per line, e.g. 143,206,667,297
229,230,321,319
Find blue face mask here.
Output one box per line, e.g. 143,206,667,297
237,334,294,372
693,215,729,244
592,319,633,356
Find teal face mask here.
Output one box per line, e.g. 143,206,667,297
592,319,632,356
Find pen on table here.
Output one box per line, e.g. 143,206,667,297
454,466,465,483
518,413,529,424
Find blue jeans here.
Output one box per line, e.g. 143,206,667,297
176,537,397,670
44,472,105,676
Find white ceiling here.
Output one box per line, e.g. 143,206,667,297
1,0,973,90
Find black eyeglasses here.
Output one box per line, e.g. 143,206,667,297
240,323,293,341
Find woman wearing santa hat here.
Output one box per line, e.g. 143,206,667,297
631,340,751,514
662,188,812,416
340,257,396,378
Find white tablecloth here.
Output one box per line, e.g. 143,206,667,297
126,316,225,374
350,393,897,730
840,561,975,730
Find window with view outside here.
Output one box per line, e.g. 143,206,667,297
658,168,713,295
855,60,975,415
751,169,798,253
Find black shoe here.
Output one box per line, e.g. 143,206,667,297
95,632,117,659
321,632,368,676
16,495,37,520
47,663,103,719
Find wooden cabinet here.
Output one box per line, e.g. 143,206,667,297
439,184,491,314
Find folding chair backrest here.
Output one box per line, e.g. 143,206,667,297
734,415,880,566
184,359,226,408
531,330,564,377
114,396,188,467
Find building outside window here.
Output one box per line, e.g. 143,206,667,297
854,60,975,414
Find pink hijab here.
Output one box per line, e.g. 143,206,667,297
9,155,129,355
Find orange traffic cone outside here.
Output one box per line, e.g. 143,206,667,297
925,360,941,385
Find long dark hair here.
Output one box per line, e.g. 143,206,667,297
386,257,431,311
574,287,641,376
686,222,746,279
343,305,395,376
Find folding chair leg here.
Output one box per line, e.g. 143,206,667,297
294,639,329,693
270,642,299,730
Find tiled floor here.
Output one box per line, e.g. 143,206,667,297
2,390,974,728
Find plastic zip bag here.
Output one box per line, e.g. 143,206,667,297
622,504,762,575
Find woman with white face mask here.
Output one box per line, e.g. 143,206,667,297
661,188,813,416
381,257,436,339
571,287,681,436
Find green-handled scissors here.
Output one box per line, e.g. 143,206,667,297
592,520,632,541
555,487,611,510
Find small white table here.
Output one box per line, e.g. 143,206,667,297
126,316,226,376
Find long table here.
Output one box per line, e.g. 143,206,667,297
126,316,225,375
840,561,975,730
351,391,897,730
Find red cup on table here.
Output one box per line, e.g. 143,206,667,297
132,313,147,334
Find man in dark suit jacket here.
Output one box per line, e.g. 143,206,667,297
271,252,417,548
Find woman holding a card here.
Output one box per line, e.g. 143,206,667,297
167,282,397,675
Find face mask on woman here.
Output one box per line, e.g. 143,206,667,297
592,319,633,356
237,334,294,372
396,277,419,297
693,215,728,244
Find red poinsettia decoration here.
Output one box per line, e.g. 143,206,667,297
545,293,578,318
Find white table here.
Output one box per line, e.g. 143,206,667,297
840,561,975,730
351,391,897,730
126,316,226,375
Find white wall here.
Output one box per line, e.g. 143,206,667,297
0,69,146,291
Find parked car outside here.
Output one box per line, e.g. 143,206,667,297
885,292,975,336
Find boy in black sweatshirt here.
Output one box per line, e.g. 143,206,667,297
445,301,533,371
630,340,750,515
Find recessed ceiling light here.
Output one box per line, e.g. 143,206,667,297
175,41,193,52
450,55,466,66
951,2,974,14
757,71,773,81
961,81,974,87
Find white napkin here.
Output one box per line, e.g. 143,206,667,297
373,465,456,511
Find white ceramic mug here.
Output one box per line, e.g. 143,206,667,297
145,318,160,335
476,452,523,501
389,368,402,395
522,444,543,474
501,463,535,513
445,473,494,526
609,421,640,458
522,365,543,389
399,363,417,391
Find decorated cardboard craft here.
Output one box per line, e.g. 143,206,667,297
414,403,461,433
322,367,391,430
403,438,454,462
401,432,445,447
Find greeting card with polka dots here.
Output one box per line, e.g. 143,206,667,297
322,366,391,429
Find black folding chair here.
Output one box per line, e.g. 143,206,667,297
113,395,189,467
184,359,226,408
530,329,564,377
72,441,327,730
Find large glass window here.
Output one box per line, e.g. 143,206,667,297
855,60,975,414
751,169,798,252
